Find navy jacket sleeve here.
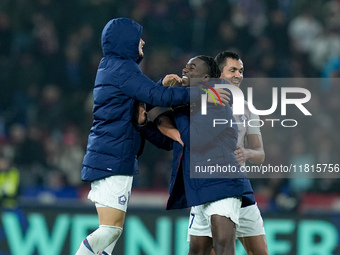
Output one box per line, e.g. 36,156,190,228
145,78,164,112
156,78,163,86
119,61,201,107
172,106,190,147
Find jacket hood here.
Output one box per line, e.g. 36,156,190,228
101,17,143,61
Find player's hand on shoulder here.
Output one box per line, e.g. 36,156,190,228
207,88,230,106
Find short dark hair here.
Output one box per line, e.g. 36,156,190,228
196,55,221,78
214,51,240,72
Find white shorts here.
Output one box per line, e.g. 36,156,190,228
187,197,241,241
187,202,264,241
237,203,265,237
87,175,133,212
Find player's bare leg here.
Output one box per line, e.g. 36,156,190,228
97,207,125,226
211,215,236,255
189,235,213,255
238,235,269,255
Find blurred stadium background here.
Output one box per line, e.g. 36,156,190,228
0,0,340,254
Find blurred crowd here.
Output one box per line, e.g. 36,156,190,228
0,0,340,212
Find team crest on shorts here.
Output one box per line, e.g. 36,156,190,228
118,195,127,205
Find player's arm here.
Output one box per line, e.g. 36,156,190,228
234,110,265,165
120,64,195,107
234,134,265,165
155,111,184,146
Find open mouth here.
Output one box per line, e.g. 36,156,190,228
182,75,189,81
182,75,189,86
231,78,241,85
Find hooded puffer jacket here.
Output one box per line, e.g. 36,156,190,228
81,17,197,182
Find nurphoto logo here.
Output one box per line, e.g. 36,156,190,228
201,84,312,128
